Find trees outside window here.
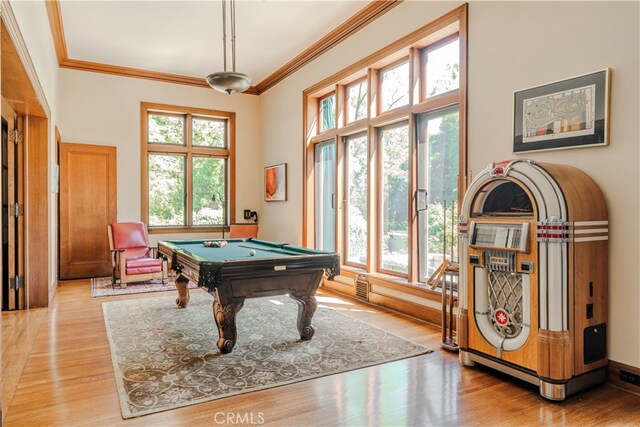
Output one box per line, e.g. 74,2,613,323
303,11,466,285
345,133,368,266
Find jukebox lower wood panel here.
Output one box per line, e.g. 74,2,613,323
458,160,608,401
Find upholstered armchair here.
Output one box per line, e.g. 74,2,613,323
107,221,167,288
228,224,259,238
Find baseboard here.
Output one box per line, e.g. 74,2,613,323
608,360,640,396
322,281,443,329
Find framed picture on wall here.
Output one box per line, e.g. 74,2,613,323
264,163,287,202
513,68,610,153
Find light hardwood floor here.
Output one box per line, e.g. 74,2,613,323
2,280,640,426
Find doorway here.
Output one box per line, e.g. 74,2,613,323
1,97,24,311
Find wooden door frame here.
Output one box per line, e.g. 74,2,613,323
1,12,52,308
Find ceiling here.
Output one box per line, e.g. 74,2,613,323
57,0,378,91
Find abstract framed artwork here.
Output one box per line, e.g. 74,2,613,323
513,69,610,153
264,163,287,202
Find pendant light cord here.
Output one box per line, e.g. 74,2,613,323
231,0,236,72
221,0,227,72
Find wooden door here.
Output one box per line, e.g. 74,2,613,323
1,97,24,310
59,143,116,279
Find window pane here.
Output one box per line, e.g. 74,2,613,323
347,81,368,123
314,141,336,252
148,154,185,226
148,114,185,145
193,117,226,148
380,124,409,273
417,108,459,281
380,62,409,113
319,95,336,132
425,39,459,98
345,134,368,265
192,157,226,226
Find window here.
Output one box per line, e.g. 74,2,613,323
344,133,368,266
423,37,460,99
416,107,459,280
379,123,409,274
319,94,336,132
346,80,368,123
142,103,235,232
314,140,336,251
380,61,410,113
303,6,466,286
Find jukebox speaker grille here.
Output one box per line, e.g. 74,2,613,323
488,270,524,338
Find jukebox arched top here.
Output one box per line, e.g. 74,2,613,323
470,179,534,218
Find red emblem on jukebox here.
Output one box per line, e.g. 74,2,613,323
495,309,509,325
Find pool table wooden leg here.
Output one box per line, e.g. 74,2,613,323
174,274,191,308
290,295,317,340
213,300,244,354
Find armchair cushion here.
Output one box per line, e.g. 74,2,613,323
111,222,149,250
126,257,163,275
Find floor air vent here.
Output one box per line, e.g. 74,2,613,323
355,275,369,301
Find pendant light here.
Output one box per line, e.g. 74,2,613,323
206,0,253,94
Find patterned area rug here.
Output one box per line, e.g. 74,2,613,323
103,292,432,419
91,276,195,298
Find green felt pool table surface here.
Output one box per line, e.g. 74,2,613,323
164,238,322,262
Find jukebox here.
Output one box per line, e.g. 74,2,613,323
458,160,608,400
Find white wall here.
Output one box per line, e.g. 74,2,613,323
258,1,460,244
58,69,261,245
258,1,640,367
8,0,60,295
467,1,639,369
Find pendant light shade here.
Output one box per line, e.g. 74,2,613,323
207,0,252,94
206,71,252,95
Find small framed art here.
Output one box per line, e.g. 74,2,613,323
264,163,287,202
513,69,610,153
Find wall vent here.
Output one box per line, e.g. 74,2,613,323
355,274,369,301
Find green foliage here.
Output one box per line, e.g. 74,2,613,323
192,118,225,148
192,157,225,225
346,135,368,263
149,114,184,145
148,155,185,226
381,125,409,235
148,114,227,227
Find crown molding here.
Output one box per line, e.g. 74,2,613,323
254,0,402,94
44,0,401,95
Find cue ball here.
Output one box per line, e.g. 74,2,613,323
249,249,256,256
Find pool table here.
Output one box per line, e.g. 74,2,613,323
157,238,340,353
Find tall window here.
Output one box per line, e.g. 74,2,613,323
344,133,368,266
379,123,410,274
417,107,459,280
304,6,466,286
314,141,336,251
142,103,235,232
